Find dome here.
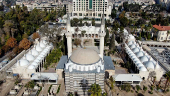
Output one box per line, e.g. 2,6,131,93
19,59,29,66
140,56,148,63
145,61,155,69
137,63,144,67
136,51,144,57
134,60,141,65
132,48,140,53
32,62,38,66
26,54,35,61
32,49,39,56
36,45,42,52
28,65,35,69
139,66,147,71
70,48,100,64
42,40,48,45
129,34,135,39
130,44,136,49
40,41,46,48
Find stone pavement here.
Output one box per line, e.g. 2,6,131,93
39,84,50,96
0,80,14,96
56,79,65,96
16,87,25,96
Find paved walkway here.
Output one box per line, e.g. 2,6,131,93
39,84,50,96
56,79,65,96
16,87,25,96
0,80,14,96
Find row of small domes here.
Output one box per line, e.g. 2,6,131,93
17,40,51,68
126,41,160,70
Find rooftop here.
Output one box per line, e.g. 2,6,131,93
113,74,142,81
153,25,170,31
70,48,100,65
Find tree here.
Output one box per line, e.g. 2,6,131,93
0,49,1,56
32,32,40,40
2,45,10,53
6,37,17,48
74,38,81,47
164,71,170,91
109,34,115,52
104,29,109,46
92,19,95,26
120,17,129,27
19,38,31,50
88,83,102,96
22,33,28,38
109,76,115,95
13,46,19,55
39,24,62,47
111,8,117,19
143,85,147,92
136,85,140,92
68,92,73,96
25,80,35,89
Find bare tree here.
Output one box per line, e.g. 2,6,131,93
39,23,62,47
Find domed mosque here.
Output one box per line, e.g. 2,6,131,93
56,14,115,95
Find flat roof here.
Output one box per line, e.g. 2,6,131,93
104,56,115,70
113,74,142,81
31,73,58,80
56,56,67,69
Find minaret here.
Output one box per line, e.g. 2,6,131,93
99,14,106,60
65,13,72,58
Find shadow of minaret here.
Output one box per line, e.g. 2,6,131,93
79,78,89,96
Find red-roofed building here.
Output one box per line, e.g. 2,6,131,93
153,25,170,41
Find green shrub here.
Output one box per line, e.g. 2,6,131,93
166,89,169,92
121,84,131,92
136,85,140,92
131,90,134,93
57,85,61,94
150,86,153,91
149,91,153,94
143,85,147,92
48,85,52,93
37,86,42,96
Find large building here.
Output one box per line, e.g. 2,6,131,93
123,34,164,81
16,0,71,13
56,14,115,95
153,25,170,42
71,0,112,20
7,39,54,79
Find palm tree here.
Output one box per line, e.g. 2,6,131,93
164,71,170,91
153,76,156,85
109,76,115,95
88,83,102,96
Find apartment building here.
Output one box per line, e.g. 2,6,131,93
71,0,112,20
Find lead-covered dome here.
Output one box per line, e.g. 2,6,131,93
140,56,148,63
26,54,35,61
36,45,42,52
19,59,29,66
136,51,144,57
144,61,155,69
40,41,46,48
70,48,100,64
132,48,139,53
32,49,39,56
